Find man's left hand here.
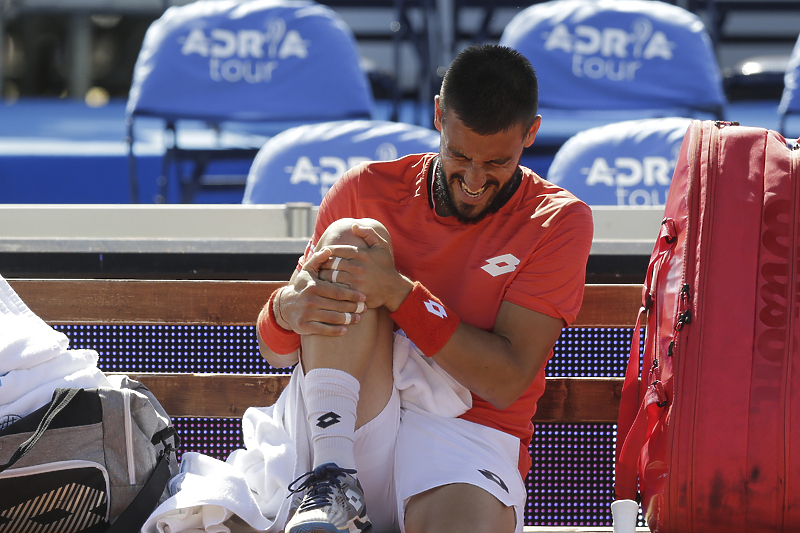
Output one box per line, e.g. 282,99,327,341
317,223,413,312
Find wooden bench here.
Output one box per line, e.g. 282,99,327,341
9,279,648,533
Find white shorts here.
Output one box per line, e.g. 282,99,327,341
347,336,526,533
353,384,400,533
395,408,526,533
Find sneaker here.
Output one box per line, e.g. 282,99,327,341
285,463,372,533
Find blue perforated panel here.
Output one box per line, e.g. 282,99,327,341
55,325,641,527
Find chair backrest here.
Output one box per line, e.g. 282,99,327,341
778,33,800,136
546,117,691,206
242,120,440,204
499,0,725,117
126,0,373,124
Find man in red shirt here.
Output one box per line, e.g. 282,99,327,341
258,44,593,533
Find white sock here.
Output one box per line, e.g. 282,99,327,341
304,368,360,470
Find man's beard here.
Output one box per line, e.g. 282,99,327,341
433,158,522,225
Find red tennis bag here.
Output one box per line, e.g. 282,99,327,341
615,120,800,532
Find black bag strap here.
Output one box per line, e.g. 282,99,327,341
106,445,175,533
0,387,81,473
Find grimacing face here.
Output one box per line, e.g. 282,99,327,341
433,96,540,223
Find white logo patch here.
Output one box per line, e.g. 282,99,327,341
345,488,364,512
481,254,520,277
424,300,448,318
179,18,310,84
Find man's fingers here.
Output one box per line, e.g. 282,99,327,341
313,284,366,311
314,309,361,327
351,224,386,248
303,248,332,273
322,245,359,262
333,297,366,315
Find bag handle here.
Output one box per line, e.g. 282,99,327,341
0,388,81,473
614,218,677,500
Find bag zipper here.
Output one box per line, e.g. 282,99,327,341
781,140,800,528
669,120,724,531
123,388,136,485
664,120,702,532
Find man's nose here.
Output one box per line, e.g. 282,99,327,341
462,165,486,191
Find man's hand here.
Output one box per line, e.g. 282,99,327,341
279,247,367,336
317,224,413,312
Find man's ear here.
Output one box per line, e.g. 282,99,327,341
524,115,542,148
433,95,443,133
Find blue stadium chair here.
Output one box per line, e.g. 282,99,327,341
546,117,692,206
126,0,373,203
499,0,726,119
242,119,440,204
778,33,800,138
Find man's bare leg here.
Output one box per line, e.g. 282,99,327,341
301,218,395,429
286,219,395,533
404,483,516,533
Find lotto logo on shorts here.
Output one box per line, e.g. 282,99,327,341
481,254,520,277
424,300,448,318
478,469,509,493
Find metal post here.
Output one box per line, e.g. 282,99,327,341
436,0,454,72
68,13,91,99
285,202,314,238
0,11,5,98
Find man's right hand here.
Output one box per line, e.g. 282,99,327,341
278,247,367,337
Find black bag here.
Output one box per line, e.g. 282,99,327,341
0,376,179,533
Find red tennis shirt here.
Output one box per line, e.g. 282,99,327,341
302,152,594,477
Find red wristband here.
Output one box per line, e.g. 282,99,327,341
389,282,460,357
257,288,301,355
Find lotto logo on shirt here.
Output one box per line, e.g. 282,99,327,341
482,254,520,277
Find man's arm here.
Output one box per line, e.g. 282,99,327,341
256,247,366,369
433,301,564,409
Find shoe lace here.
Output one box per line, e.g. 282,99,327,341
288,463,358,512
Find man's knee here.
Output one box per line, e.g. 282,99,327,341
316,218,392,249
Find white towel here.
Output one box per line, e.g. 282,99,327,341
0,278,70,374
0,273,112,424
392,332,472,416
143,333,472,532
0,366,112,423
144,369,310,533
154,452,271,533
0,349,101,406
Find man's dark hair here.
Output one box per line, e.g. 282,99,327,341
439,44,538,136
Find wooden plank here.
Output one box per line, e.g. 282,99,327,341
125,373,624,423
125,373,291,418
573,284,641,327
534,377,623,423
10,279,643,328
11,279,281,326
